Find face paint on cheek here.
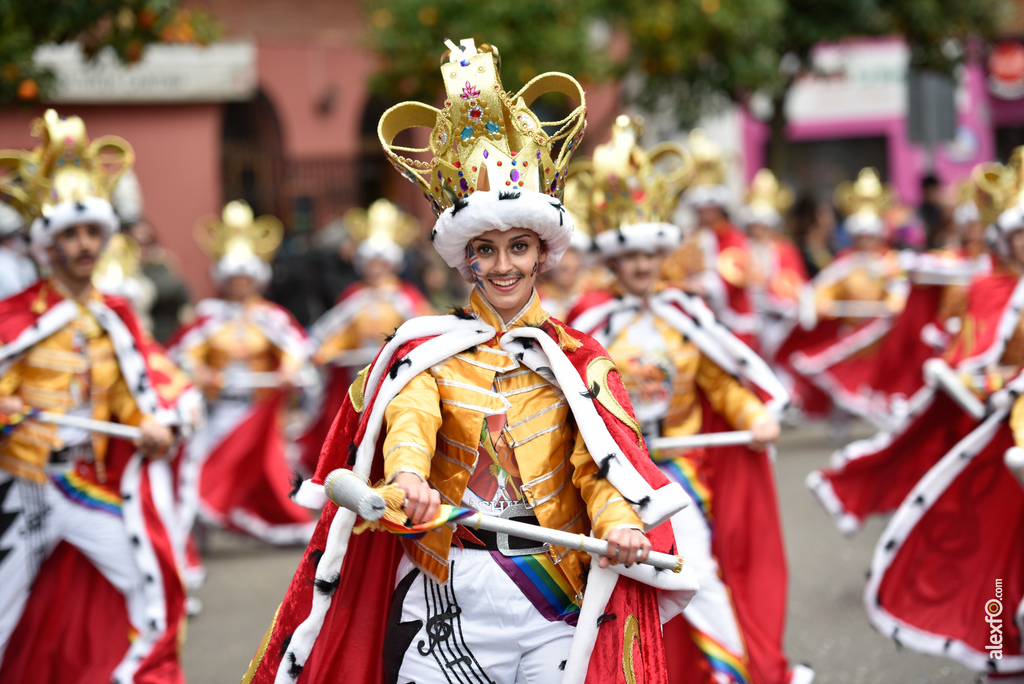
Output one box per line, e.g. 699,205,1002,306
53,240,70,265
531,260,539,277
466,244,486,291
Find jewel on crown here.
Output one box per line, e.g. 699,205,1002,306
378,38,587,217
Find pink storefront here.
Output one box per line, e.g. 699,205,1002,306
741,38,1000,208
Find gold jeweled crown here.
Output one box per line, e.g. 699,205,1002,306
0,109,133,222
343,198,420,250
378,38,587,216
834,168,893,220
745,169,794,217
194,200,283,263
972,148,1024,228
587,115,692,236
93,233,142,285
688,129,727,188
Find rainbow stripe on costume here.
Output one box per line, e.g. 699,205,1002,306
692,629,750,684
493,551,580,625
659,456,712,520
52,470,122,516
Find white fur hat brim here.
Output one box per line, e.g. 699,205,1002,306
432,190,573,281
212,253,272,289
356,239,404,270
686,184,731,209
845,212,885,237
594,223,682,258
997,206,1024,235
569,228,593,253
29,197,118,265
739,204,782,230
952,202,979,227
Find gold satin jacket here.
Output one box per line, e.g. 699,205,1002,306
382,289,643,594
0,284,145,483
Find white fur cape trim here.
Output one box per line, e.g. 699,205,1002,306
594,222,681,257
29,197,118,266
431,190,573,280
686,184,731,209
864,376,1024,673
570,287,789,417
278,311,697,683
309,286,421,347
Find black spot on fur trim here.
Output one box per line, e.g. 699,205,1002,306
514,352,525,362
892,628,902,650
144,574,155,584
912,494,925,506
289,471,303,498
516,337,536,350
498,190,521,200
384,328,398,343
595,453,616,480
346,443,358,466
549,199,567,225
279,633,293,657
558,661,566,671
883,538,897,551
123,492,133,501
597,612,617,626
308,548,324,566
450,307,475,321
130,535,141,547
579,381,600,399
986,659,998,672
943,638,952,652
42,216,50,227
451,197,470,217
148,618,158,630
617,231,626,244
286,652,303,678
313,573,341,596
429,229,437,242
389,356,412,380
75,201,86,212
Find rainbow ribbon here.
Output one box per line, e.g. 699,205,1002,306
0,407,40,436
378,504,476,539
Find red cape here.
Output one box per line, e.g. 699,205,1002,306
245,317,680,683
0,281,193,684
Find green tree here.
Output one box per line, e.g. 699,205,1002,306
363,0,1013,173
0,0,219,105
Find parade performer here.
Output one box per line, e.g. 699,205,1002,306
168,200,317,547
92,233,158,332
243,38,698,684
567,116,811,684
774,168,907,423
537,173,604,320
661,130,759,349
862,181,1024,673
0,109,200,684
740,169,807,358
298,199,433,475
807,157,1023,536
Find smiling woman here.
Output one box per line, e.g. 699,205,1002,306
465,228,546,322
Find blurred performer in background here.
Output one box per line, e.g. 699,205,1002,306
740,169,808,359
0,109,200,684
861,169,1024,679
568,116,810,684
168,201,316,554
127,219,192,345
774,169,907,428
662,130,759,349
245,38,698,684
536,172,602,320
807,156,1023,538
297,199,432,475
0,201,38,298
92,233,157,332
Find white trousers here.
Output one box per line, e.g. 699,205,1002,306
0,470,148,667
389,547,576,684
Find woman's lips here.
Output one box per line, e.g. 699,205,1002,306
488,276,522,292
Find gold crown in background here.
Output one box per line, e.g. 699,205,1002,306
688,129,727,188
343,198,420,249
561,166,594,240
972,148,1024,226
0,109,133,222
194,200,283,263
93,233,142,284
378,38,587,216
584,114,692,236
745,169,794,216
834,168,894,219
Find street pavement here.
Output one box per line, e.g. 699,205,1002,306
183,421,972,683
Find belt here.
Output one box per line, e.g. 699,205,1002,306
455,502,547,557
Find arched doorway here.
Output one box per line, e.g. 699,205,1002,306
221,91,285,219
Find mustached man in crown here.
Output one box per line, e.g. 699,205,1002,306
243,39,699,684
566,115,812,684
0,110,201,683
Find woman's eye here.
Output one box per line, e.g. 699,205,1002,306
512,243,527,252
